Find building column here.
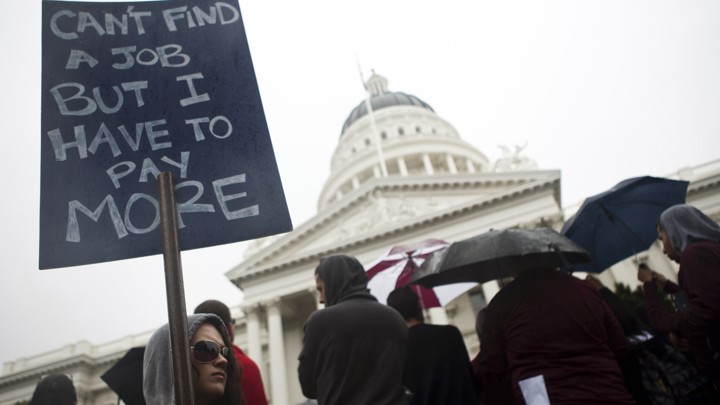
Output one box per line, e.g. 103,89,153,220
422,153,435,175
309,287,323,310
466,158,476,173
481,281,501,303
427,307,449,325
446,154,457,174
266,298,288,405
244,305,263,373
244,305,270,400
397,157,408,176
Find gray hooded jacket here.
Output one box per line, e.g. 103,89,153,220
143,313,231,405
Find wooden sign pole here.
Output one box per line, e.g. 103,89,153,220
158,172,196,405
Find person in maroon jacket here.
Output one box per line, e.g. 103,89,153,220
638,204,720,390
478,266,638,404
195,300,269,405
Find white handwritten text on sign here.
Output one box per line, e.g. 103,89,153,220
40,0,292,269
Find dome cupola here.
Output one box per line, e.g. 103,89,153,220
341,72,434,136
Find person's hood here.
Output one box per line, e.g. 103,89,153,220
660,204,720,255
142,313,230,405
316,254,375,307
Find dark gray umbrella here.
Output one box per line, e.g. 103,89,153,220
408,228,590,288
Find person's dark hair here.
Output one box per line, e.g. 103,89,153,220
387,286,423,322
195,299,233,329
190,315,243,405
194,304,246,405
30,373,77,405
206,320,244,405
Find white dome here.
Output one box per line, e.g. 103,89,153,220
318,73,491,211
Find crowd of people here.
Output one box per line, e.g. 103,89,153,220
297,203,719,405
29,204,719,404
471,204,720,404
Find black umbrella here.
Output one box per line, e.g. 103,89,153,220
561,176,689,273
101,346,146,405
408,228,590,288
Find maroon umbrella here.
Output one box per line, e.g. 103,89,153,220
366,239,475,308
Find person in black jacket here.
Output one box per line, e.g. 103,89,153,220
387,286,479,405
298,254,408,405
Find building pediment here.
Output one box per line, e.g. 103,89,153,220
226,170,560,286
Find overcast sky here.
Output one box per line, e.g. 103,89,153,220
1,0,719,368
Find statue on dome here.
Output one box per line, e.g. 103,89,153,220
493,142,538,172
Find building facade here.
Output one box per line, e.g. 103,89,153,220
2,74,719,405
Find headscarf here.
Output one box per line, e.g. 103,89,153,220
315,254,376,306
143,313,231,405
659,204,720,255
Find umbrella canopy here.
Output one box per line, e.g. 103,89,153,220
561,176,689,273
408,228,590,288
101,346,146,405
365,239,476,308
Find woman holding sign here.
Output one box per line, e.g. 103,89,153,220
144,313,244,405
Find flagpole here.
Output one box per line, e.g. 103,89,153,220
357,63,388,177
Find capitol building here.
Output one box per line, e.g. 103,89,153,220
2,73,719,405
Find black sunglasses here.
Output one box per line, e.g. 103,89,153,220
190,340,230,363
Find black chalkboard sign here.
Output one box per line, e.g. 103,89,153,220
40,0,292,269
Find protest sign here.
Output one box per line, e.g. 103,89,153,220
40,0,292,269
